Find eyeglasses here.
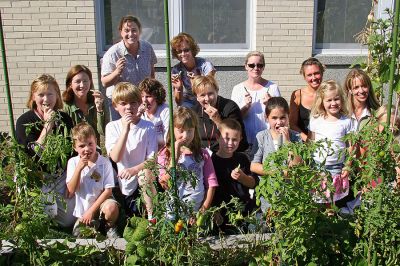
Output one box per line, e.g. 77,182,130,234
247,63,265,69
176,48,191,54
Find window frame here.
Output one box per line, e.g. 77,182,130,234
95,0,255,58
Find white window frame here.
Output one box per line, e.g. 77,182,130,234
312,0,394,55
94,0,255,58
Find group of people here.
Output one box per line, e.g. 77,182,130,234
14,15,400,238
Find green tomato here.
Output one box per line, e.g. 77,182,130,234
196,214,205,227
379,151,385,157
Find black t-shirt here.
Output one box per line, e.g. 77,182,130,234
16,110,73,171
193,96,249,153
211,152,255,208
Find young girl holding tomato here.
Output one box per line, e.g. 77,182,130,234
309,80,356,207
157,107,218,218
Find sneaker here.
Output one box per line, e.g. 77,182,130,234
106,227,119,239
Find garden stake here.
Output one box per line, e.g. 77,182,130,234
163,0,179,219
373,1,400,264
0,10,15,138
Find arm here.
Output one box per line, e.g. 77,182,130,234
101,57,126,88
66,157,88,194
80,188,112,225
36,108,56,145
250,162,264,176
200,186,216,211
289,90,308,141
231,168,256,188
150,64,156,79
108,114,132,162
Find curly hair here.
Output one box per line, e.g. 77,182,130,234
138,78,166,105
171,32,200,59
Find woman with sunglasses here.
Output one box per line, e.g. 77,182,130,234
289,57,325,141
231,51,281,149
170,32,216,108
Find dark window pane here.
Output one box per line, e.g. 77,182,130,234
182,0,247,44
316,0,370,49
104,0,165,46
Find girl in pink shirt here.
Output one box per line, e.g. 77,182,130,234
158,107,218,217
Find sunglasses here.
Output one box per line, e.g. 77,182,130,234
176,48,191,54
247,63,265,69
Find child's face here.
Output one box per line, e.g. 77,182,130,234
70,72,91,99
267,107,289,133
351,77,369,105
74,135,97,161
113,100,140,117
323,89,342,117
33,84,58,113
174,126,195,146
217,128,241,155
303,64,322,90
141,91,157,113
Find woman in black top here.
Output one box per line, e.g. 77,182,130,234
192,75,248,153
16,74,75,227
289,57,325,141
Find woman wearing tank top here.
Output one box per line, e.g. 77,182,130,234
289,57,325,141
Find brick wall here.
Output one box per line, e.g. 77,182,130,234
256,0,314,99
0,0,98,133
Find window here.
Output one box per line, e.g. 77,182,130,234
314,0,371,52
96,0,252,55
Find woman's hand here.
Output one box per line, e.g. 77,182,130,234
93,90,104,113
204,104,221,125
43,107,56,129
116,57,126,75
171,73,183,89
262,92,271,105
244,92,252,108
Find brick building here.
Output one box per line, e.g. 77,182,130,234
0,0,393,133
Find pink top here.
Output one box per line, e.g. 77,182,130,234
157,147,218,188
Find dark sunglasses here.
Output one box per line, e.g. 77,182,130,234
176,48,191,54
247,63,265,69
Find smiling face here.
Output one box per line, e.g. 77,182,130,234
267,107,289,133
176,40,195,66
74,135,97,162
196,85,218,108
303,64,323,90
33,84,58,114
351,77,369,106
245,55,265,78
217,127,241,157
70,72,91,99
120,21,140,46
323,89,342,118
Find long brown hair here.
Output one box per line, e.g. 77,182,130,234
165,107,203,162
63,65,95,104
344,68,380,114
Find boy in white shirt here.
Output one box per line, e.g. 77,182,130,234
66,122,119,238
105,82,158,222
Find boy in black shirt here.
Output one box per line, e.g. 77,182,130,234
211,119,256,233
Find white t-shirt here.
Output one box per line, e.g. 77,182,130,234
66,154,115,218
105,119,158,196
309,115,355,165
141,103,169,150
231,81,281,145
